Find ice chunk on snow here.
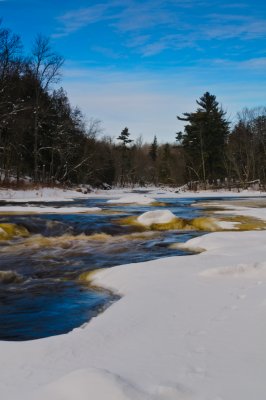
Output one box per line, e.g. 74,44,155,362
214,220,240,229
107,195,155,205
137,210,176,226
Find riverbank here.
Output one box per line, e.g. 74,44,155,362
0,185,266,203
0,193,266,399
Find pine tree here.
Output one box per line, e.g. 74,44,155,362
177,92,229,183
117,127,133,146
117,127,133,186
149,135,158,162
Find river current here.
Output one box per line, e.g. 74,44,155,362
0,196,232,341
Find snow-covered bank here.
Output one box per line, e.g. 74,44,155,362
0,205,101,214
214,203,266,221
0,201,266,399
0,187,91,202
107,194,156,205
1,186,266,203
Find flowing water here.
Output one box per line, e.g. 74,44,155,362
0,196,241,341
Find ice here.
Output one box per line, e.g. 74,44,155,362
0,189,266,400
137,210,176,226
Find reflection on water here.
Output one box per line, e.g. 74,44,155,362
0,196,236,341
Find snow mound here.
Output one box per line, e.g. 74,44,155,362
137,210,176,226
32,368,145,400
201,262,266,278
214,220,240,229
0,206,101,214
107,194,155,205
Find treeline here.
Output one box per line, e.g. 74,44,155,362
0,22,266,189
0,23,184,187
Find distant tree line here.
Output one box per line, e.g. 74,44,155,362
0,22,265,189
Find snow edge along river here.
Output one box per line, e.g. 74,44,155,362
0,190,266,400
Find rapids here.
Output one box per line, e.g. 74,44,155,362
0,195,264,341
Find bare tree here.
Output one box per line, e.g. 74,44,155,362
30,35,64,181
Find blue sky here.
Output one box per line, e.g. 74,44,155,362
1,0,266,141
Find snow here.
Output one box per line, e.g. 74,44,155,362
214,204,266,221
0,205,101,214
107,194,155,205
0,189,266,399
29,368,144,400
0,186,265,203
0,187,91,202
137,210,176,226
213,220,240,230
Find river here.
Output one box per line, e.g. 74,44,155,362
0,196,246,341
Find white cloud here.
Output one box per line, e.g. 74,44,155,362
62,65,266,142
53,1,266,60
53,4,114,38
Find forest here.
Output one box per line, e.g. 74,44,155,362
1,22,266,189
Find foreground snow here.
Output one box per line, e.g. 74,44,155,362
1,204,266,399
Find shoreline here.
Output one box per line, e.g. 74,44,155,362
0,193,266,399
0,186,266,203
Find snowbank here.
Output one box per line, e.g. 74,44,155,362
1,230,266,399
1,186,265,203
0,187,91,202
1,196,266,400
137,210,176,226
214,204,266,221
107,194,155,205
0,206,101,214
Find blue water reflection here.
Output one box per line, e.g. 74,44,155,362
0,196,223,341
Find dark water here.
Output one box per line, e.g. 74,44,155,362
0,196,221,341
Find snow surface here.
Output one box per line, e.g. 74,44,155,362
0,188,91,202
214,204,266,221
213,220,240,230
0,206,101,214
1,190,266,400
1,186,265,203
137,210,176,226
107,194,155,205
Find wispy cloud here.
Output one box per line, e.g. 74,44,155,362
53,3,114,38
62,64,266,141
212,57,266,70
53,0,190,39
53,0,266,58
204,14,266,40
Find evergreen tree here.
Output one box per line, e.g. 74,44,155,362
177,92,229,182
117,127,133,186
149,135,158,162
117,127,133,146
158,143,172,184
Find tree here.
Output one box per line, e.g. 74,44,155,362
117,127,133,186
177,92,229,183
117,127,133,146
227,107,266,186
158,143,172,184
0,23,24,182
149,135,158,162
30,35,64,181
